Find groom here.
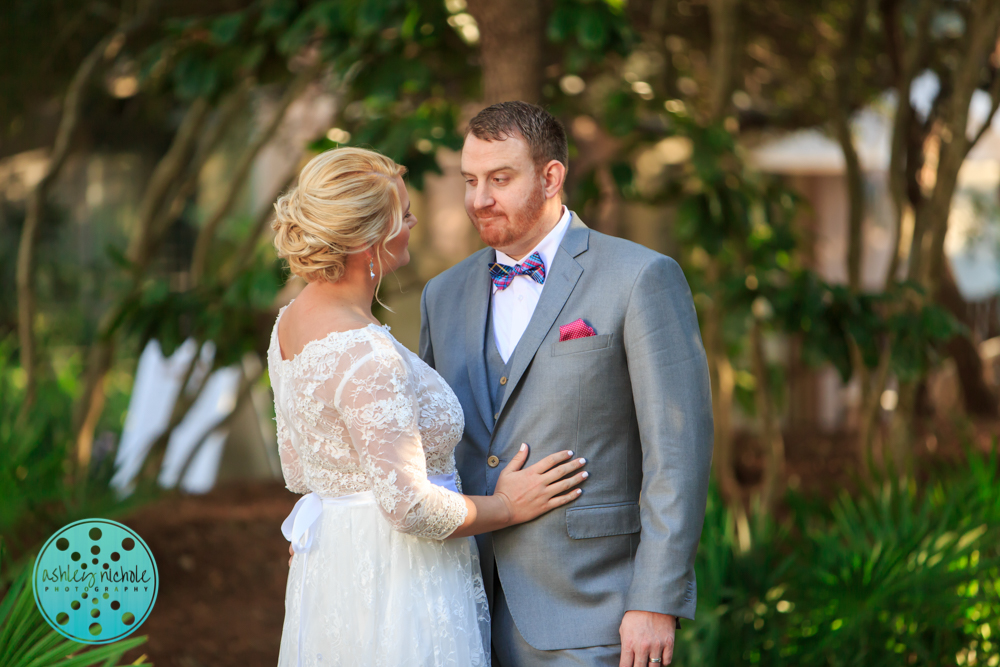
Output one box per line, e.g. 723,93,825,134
419,101,713,666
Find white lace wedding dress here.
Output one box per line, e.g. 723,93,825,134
268,304,489,667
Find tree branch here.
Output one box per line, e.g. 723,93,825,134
922,0,1000,291
965,59,1000,158
707,0,740,123
189,62,323,285
883,0,934,285
16,8,153,423
751,319,785,513
222,169,297,284
830,0,869,292
126,97,211,267
145,81,252,248
74,98,211,465
172,365,263,488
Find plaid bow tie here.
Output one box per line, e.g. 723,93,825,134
489,252,546,291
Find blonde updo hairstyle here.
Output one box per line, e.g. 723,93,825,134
272,147,408,284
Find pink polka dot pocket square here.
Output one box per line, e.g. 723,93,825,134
559,319,597,342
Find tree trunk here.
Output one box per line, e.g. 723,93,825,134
147,81,253,247
224,170,298,282
853,337,892,475
126,98,211,268
937,266,999,417
750,321,786,512
917,0,1000,290
881,0,934,285
16,19,140,422
830,0,869,292
880,0,1000,475
73,99,212,465
702,0,742,509
138,342,213,485
887,380,917,477
706,0,740,121
173,365,262,486
73,339,114,482
189,62,322,285
704,262,740,507
592,165,622,237
467,0,544,105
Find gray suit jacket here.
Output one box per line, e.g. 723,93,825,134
419,212,713,650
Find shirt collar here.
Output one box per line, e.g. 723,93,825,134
494,206,572,276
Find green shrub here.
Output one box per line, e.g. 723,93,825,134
0,340,152,584
0,569,148,666
676,447,1000,666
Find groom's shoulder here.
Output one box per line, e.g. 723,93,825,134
584,227,676,274
423,246,492,302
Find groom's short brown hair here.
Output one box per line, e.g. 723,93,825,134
467,101,568,172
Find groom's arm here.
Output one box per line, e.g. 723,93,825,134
418,282,435,369
622,254,713,618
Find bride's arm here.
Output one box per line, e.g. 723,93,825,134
275,410,309,494
319,339,588,540
448,446,587,538
322,342,470,539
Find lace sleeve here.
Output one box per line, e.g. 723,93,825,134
276,410,309,493
314,337,468,539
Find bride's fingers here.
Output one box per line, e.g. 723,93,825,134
527,450,576,475
501,443,530,473
539,457,587,484
548,470,589,496
547,487,584,508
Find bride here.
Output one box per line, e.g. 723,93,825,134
268,147,588,666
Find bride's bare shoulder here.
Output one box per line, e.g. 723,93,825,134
276,299,377,363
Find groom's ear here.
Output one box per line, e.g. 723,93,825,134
541,159,567,200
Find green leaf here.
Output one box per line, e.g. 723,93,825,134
357,0,389,36
400,7,421,40
547,4,575,42
210,13,245,45
0,572,148,667
576,7,607,50
257,0,298,33
173,51,219,99
610,161,634,198
241,42,267,71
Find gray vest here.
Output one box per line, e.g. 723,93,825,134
485,299,515,419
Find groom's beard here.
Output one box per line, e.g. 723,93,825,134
469,185,546,252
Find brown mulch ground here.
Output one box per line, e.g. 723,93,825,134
113,418,998,667
118,482,297,667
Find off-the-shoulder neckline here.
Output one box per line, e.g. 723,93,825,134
275,301,392,365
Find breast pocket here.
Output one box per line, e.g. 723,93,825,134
551,333,613,357
565,501,641,539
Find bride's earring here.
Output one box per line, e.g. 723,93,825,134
369,258,375,280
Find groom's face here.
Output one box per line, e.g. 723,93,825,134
461,132,546,253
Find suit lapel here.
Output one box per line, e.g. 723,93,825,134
464,249,496,432
496,214,591,417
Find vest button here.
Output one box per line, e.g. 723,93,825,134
500,376,507,385
487,455,500,468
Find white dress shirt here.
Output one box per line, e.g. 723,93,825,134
491,206,572,362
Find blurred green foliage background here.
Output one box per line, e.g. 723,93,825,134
1,0,999,664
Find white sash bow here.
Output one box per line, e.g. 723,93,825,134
280,472,461,665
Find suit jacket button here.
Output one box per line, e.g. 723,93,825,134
500,376,507,385
487,455,500,468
